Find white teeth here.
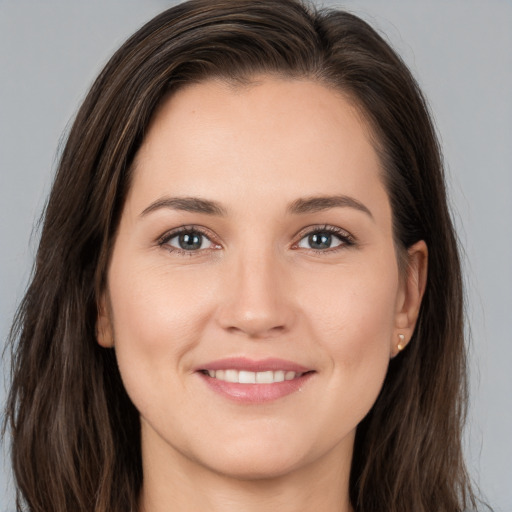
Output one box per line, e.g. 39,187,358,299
256,371,273,384
225,369,238,383
239,370,256,384
274,370,285,382
205,369,303,384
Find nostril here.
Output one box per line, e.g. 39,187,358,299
225,323,287,339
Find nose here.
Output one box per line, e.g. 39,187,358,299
216,249,296,339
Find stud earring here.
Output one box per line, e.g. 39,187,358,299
397,333,405,351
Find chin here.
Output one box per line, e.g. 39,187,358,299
189,431,324,481
205,451,306,481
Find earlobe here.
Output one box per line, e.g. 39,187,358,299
392,240,428,355
96,294,114,348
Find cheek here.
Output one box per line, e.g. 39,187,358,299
106,258,216,403
306,255,399,339
109,252,215,338
303,255,399,392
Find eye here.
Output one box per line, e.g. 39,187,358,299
296,226,353,251
161,229,215,252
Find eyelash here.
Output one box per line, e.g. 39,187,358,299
292,224,355,253
157,224,355,255
158,225,217,256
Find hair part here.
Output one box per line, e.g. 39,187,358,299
5,1,481,511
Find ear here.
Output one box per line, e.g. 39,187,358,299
96,292,114,348
391,240,428,357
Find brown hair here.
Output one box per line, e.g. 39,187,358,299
5,1,482,511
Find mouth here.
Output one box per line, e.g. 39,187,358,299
195,358,315,403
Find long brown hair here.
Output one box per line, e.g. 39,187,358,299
5,1,482,510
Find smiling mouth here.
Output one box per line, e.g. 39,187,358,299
200,369,310,384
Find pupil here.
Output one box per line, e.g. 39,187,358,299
179,233,202,250
309,233,331,249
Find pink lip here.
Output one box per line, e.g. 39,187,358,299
195,357,315,404
195,357,311,373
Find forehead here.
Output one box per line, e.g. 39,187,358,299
128,77,389,221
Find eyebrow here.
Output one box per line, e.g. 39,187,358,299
140,197,226,217
139,194,373,219
287,195,373,219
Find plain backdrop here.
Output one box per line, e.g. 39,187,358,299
1,1,511,511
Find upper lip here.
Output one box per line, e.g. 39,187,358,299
195,357,312,373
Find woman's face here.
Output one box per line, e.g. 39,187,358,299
98,77,425,481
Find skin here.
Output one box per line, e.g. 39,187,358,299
97,77,427,512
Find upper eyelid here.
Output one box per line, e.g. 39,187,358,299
158,225,217,245
293,224,354,241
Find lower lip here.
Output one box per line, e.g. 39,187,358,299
198,372,314,404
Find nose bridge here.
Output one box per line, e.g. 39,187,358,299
217,243,294,337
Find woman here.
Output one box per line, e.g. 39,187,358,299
4,0,484,511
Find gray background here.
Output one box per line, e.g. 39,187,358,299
1,1,511,510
